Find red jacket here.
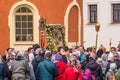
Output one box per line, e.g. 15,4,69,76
55,61,67,80
63,66,82,80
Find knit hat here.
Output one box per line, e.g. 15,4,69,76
54,53,62,61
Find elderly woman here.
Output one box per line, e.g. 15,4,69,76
106,63,118,80
10,51,30,80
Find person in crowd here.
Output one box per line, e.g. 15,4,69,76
27,60,36,80
32,49,45,80
10,51,30,80
96,49,103,58
108,47,116,62
82,69,95,80
86,47,93,61
85,54,104,80
79,45,86,62
0,55,8,80
57,46,68,64
105,51,120,75
96,58,102,67
54,53,67,80
27,47,35,63
101,51,109,68
63,58,82,80
6,48,13,60
72,46,80,59
106,63,118,80
37,51,58,80
114,52,120,69
64,46,70,64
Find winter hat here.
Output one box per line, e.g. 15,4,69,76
16,50,25,59
44,50,52,59
54,53,62,61
109,63,117,72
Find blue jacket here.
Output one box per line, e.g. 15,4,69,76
37,59,58,80
80,53,86,61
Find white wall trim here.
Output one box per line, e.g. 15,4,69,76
8,0,40,50
64,0,81,47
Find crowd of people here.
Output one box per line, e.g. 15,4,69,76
0,43,120,80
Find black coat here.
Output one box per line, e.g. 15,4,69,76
0,63,7,79
86,60,104,80
32,55,44,80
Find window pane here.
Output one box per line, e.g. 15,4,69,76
16,29,21,34
16,36,21,41
16,16,21,21
28,16,33,21
21,7,26,12
27,34,33,41
22,15,27,21
91,17,95,23
15,6,33,41
91,12,95,17
22,29,27,34
22,36,27,41
89,5,97,23
119,11,120,21
22,22,27,28
114,11,118,16
90,5,97,11
27,8,32,13
114,4,120,10
113,4,120,22
16,8,20,13
28,22,33,28
28,29,33,34
16,22,21,28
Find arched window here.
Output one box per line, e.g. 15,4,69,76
15,6,33,41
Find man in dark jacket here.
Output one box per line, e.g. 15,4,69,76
86,57,104,80
32,50,45,80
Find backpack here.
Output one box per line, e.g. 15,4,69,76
108,71,116,80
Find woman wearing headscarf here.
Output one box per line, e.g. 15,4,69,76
106,63,118,80
82,69,95,80
10,51,30,80
54,53,67,80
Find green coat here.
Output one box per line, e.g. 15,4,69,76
37,59,58,80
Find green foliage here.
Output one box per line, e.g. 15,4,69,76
117,68,120,80
45,24,66,52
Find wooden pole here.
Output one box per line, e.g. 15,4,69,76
95,32,98,52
